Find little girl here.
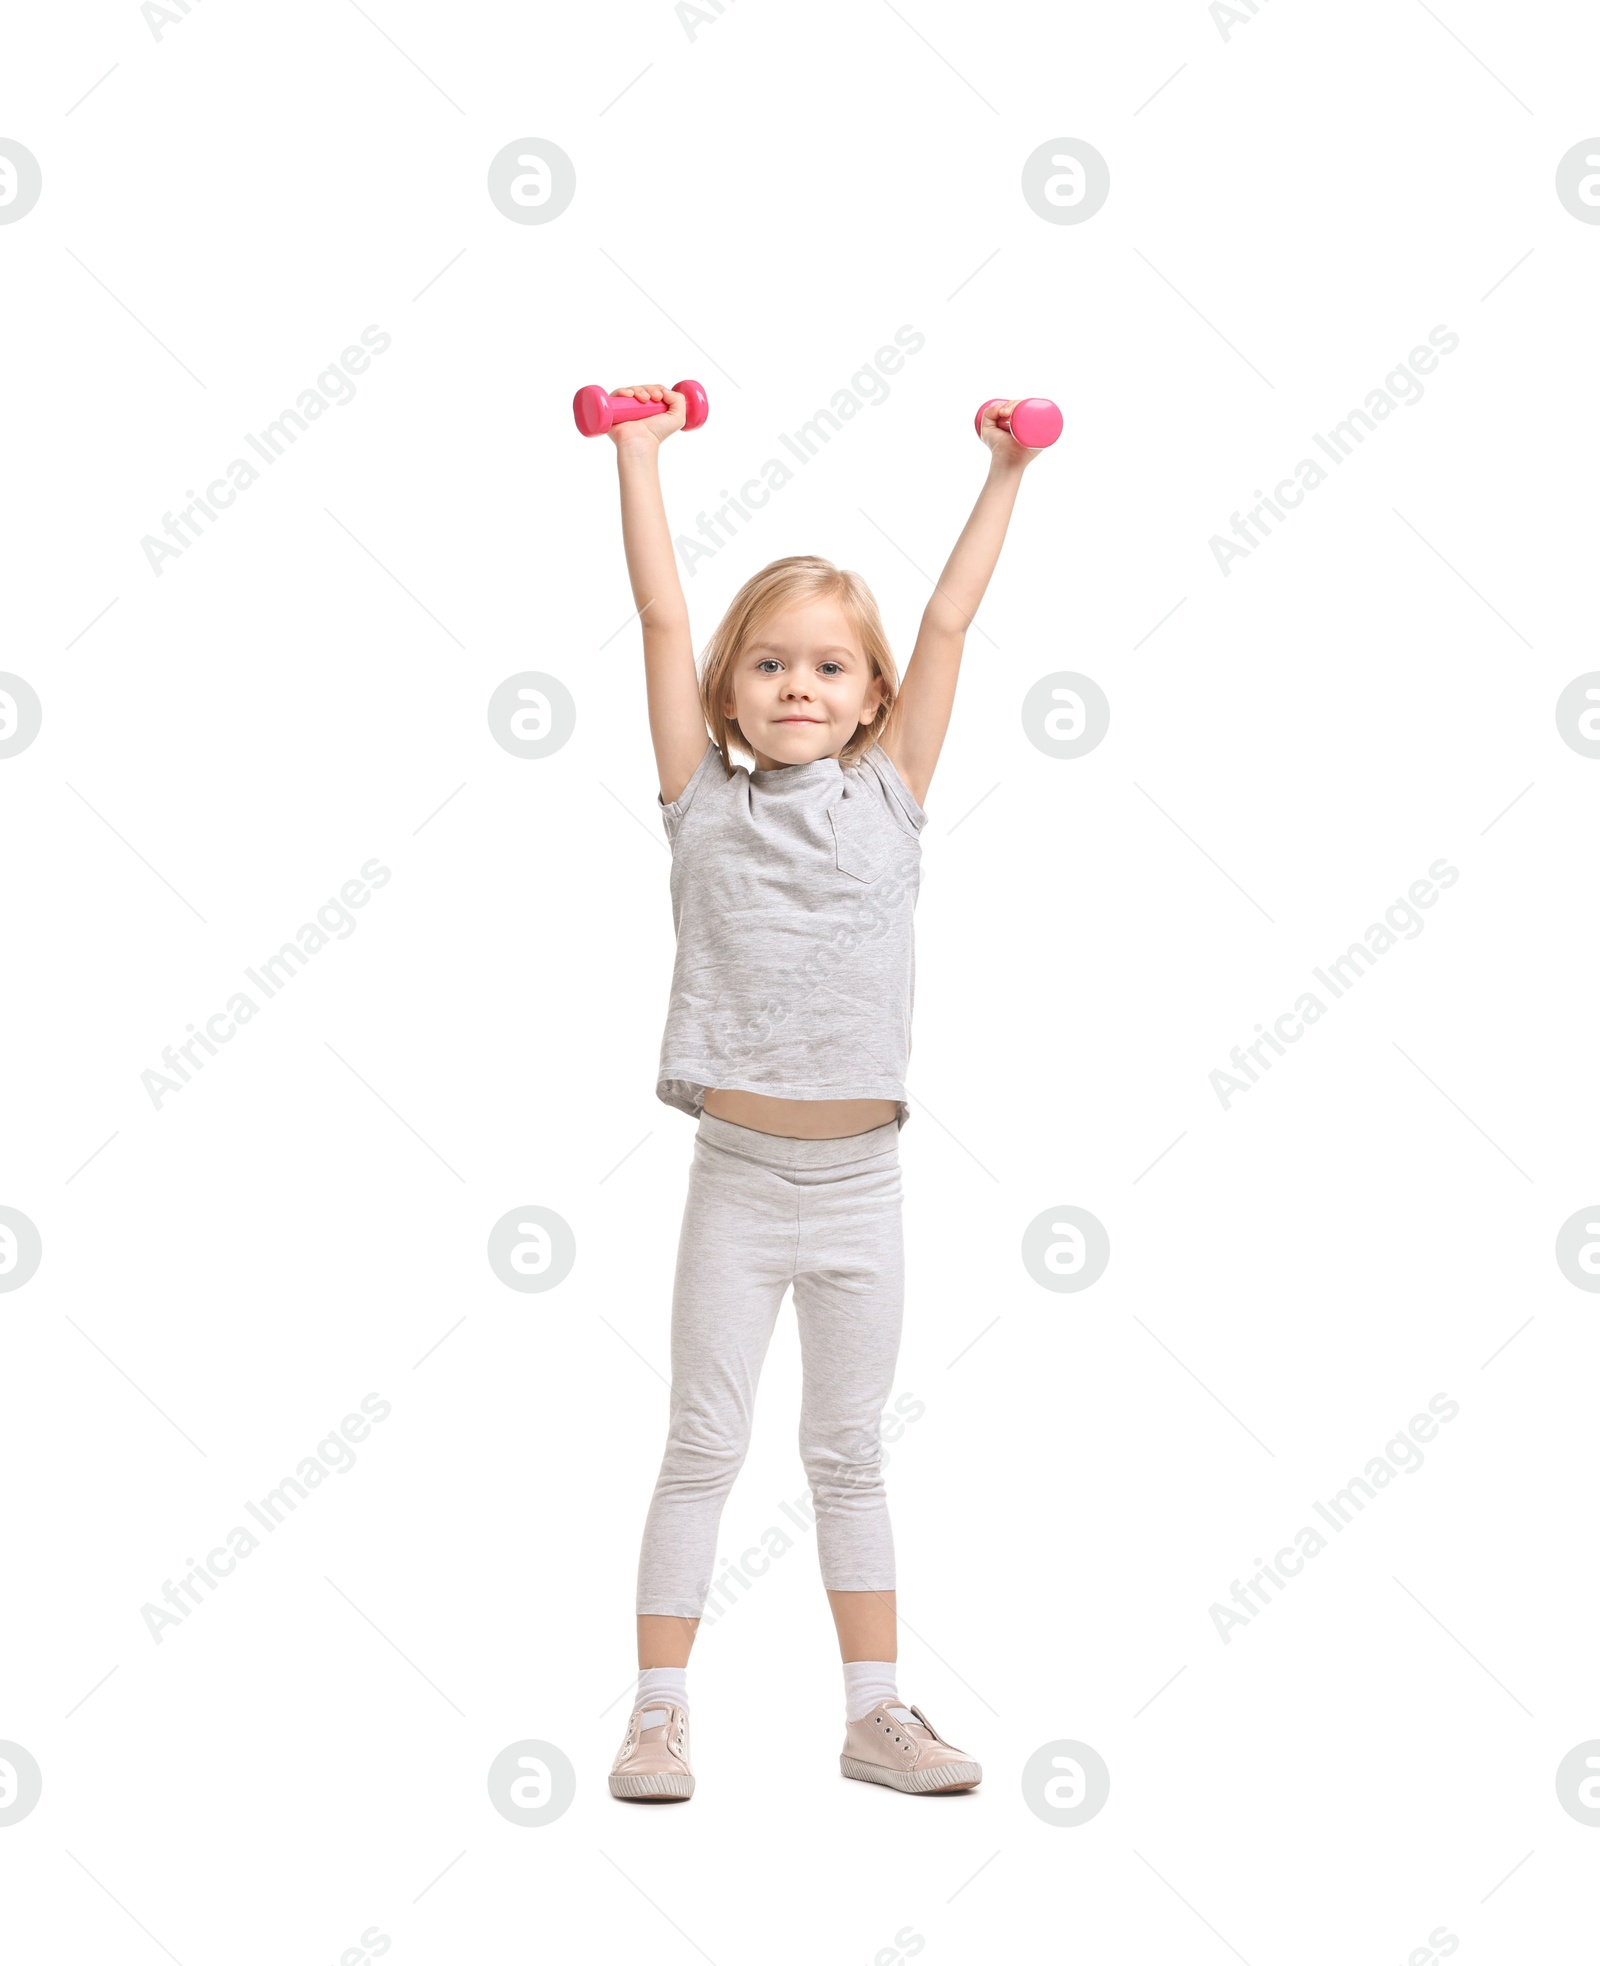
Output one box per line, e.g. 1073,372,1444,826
601,381,1047,1800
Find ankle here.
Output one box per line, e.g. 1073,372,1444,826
842,1658,899,1722
636,1664,689,1713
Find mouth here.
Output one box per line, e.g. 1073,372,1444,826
776,716,820,725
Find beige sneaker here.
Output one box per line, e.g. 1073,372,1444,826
608,1701,695,1801
841,1700,982,1794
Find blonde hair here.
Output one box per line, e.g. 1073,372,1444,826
698,555,899,772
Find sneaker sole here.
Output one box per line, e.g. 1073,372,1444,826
609,1770,695,1801
840,1753,981,1794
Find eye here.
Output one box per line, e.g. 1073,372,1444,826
755,658,781,673
819,661,843,676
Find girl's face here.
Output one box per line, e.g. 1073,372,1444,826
723,596,886,771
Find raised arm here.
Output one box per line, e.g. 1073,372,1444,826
607,385,709,805
879,401,1048,810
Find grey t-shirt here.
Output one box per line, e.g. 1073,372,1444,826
656,738,928,1127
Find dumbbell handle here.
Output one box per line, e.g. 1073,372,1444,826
974,396,1063,449
607,394,672,426
573,379,710,437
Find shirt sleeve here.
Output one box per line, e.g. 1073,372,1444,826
658,740,720,845
864,743,929,835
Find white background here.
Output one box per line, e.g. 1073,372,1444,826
4,0,1598,1959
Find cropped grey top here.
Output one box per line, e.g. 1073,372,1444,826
655,739,928,1127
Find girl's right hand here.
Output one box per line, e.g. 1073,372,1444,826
607,383,686,450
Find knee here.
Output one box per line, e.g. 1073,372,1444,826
656,1406,753,1500
799,1422,886,1503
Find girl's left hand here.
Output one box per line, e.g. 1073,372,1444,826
977,399,1041,464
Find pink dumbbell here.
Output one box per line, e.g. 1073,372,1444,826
573,379,710,437
974,396,1063,448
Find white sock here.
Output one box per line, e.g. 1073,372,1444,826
843,1659,899,1722
636,1665,688,1716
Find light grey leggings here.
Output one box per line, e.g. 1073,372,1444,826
636,1110,905,1619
